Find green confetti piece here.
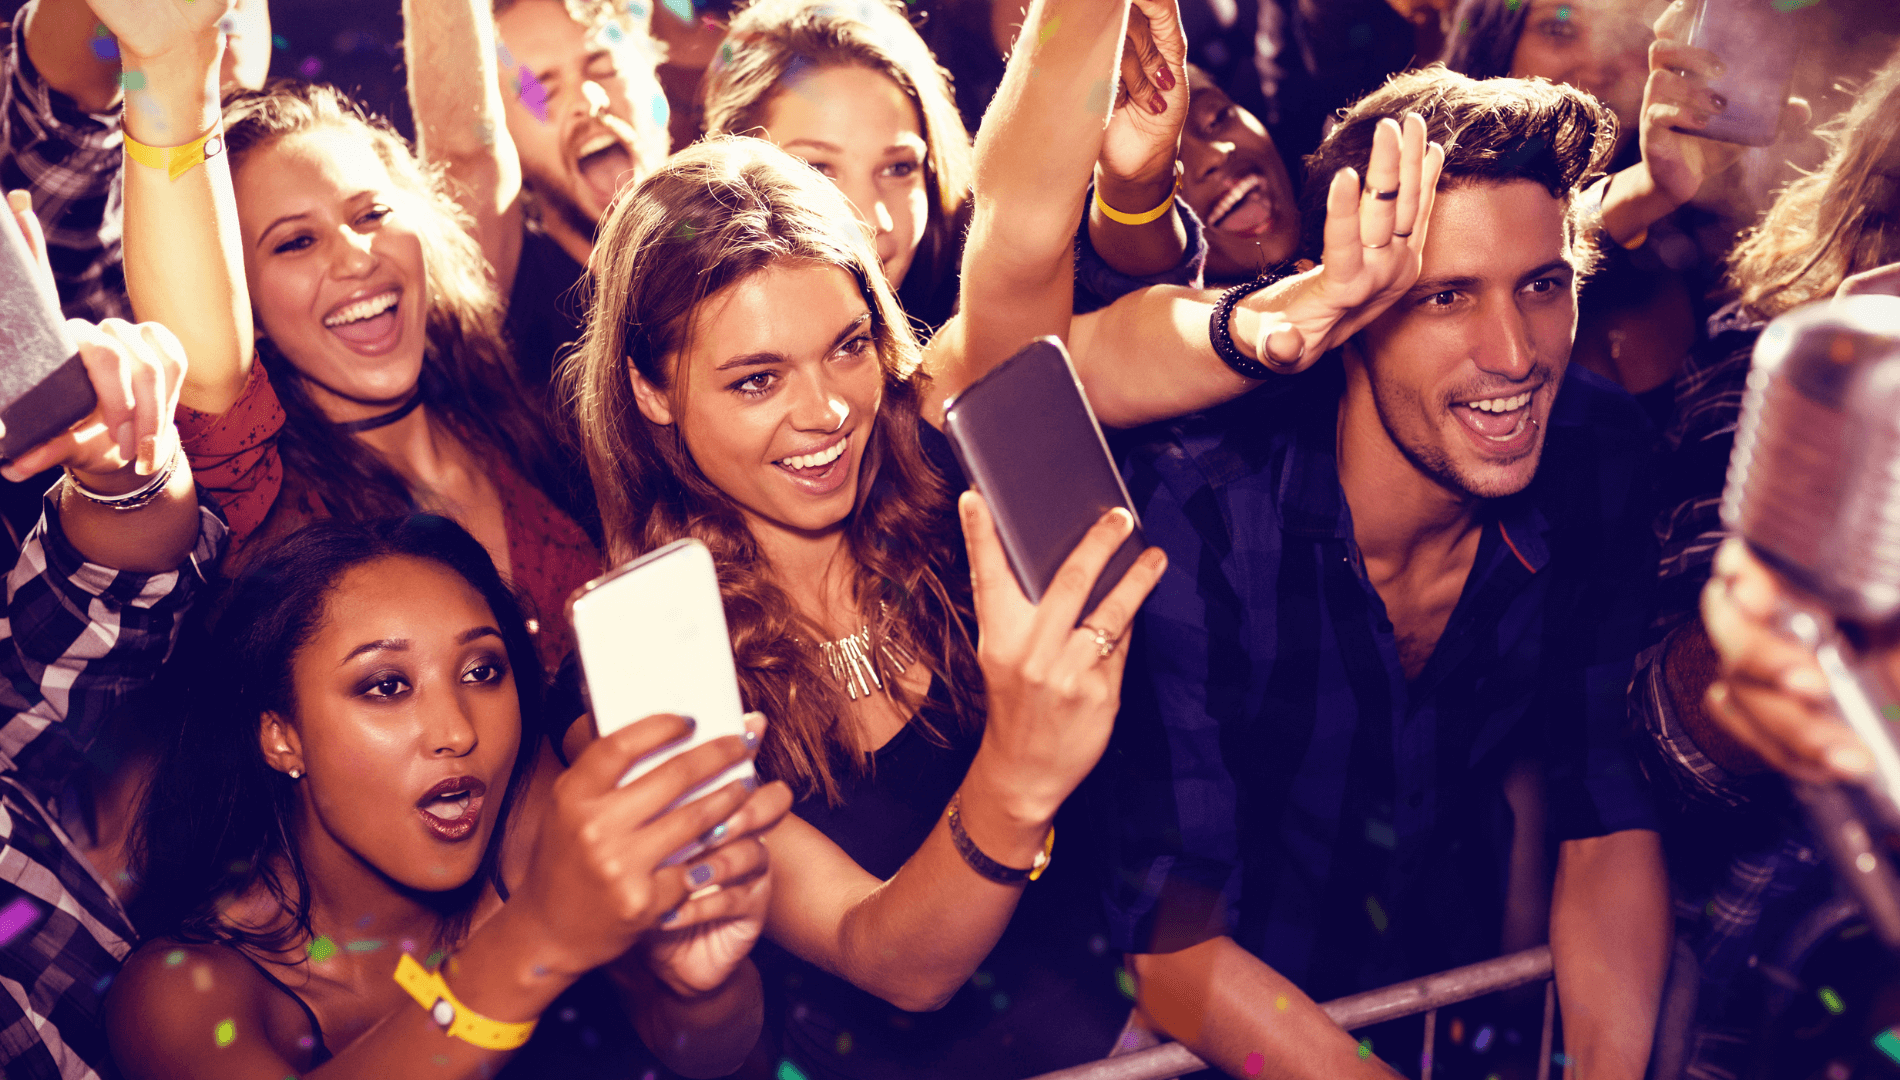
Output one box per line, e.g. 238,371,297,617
1115,967,1137,1000
776,1060,811,1080
346,939,385,953
1358,1039,1372,1058
1820,986,1845,1014
426,949,445,967
307,936,336,963
119,71,146,90
1771,0,1820,9
1883,703,1899,722
165,949,186,966
214,1019,236,1047
1037,15,1062,46
1365,895,1389,933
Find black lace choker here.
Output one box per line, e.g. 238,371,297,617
334,392,423,434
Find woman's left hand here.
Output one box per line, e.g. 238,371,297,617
1098,0,1190,201
637,714,792,997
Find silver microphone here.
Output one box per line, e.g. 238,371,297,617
1721,294,1900,946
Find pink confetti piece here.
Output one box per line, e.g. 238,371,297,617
0,897,40,947
518,68,549,123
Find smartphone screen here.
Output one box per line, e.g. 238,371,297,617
567,538,755,801
1674,0,1800,148
942,337,1145,622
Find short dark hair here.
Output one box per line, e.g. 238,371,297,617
1298,65,1617,264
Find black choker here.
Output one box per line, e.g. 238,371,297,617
334,392,423,434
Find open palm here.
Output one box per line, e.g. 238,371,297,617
88,0,234,61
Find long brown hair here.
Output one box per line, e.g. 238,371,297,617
564,136,979,803
1726,49,1900,320
221,82,581,529
700,0,973,326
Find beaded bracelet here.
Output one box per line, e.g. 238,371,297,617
1208,261,1304,381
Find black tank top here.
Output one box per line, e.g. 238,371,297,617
233,950,333,1068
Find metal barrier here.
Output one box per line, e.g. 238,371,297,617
1027,945,1557,1080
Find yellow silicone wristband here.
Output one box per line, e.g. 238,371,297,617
394,953,538,1051
122,126,225,182
1094,175,1180,226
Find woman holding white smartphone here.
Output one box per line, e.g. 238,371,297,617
560,0,1182,1073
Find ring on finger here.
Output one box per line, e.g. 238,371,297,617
1372,188,1400,200
1392,229,1413,238
1364,239,1393,249
1081,623,1120,661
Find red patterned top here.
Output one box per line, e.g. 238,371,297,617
178,362,600,672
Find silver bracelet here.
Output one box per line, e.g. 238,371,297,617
63,442,181,512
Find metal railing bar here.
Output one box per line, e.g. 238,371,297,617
1027,946,1556,1080
1421,1007,1436,1080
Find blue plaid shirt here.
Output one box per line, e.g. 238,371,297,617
1099,360,1660,1000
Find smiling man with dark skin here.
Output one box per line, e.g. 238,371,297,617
1060,67,1673,1078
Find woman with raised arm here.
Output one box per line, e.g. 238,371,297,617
106,512,793,1080
700,0,1199,333
98,0,598,674
559,0,1183,1075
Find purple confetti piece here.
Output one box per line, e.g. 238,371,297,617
91,37,119,61
0,897,41,947
298,56,323,79
518,68,549,123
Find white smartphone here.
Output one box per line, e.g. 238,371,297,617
566,538,755,800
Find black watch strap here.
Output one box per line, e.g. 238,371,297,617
1209,261,1302,381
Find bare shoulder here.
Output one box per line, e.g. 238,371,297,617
105,940,297,1079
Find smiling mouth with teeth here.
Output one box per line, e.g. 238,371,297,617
1463,391,1533,414
323,291,399,328
776,434,849,471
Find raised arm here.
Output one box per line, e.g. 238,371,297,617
1067,113,1443,428
762,495,1165,1010
89,0,251,417
922,0,1184,421
22,0,121,116
403,0,526,295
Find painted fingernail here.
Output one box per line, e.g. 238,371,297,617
742,729,760,753
700,821,730,846
1151,92,1166,115
114,421,134,460
742,775,760,792
1709,92,1728,112
1155,64,1175,91
681,715,697,732
1828,745,1874,777
687,863,715,888
1783,667,1828,697
660,907,681,924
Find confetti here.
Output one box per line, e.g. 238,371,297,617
165,949,187,966
1037,16,1062,46
1364,818,1395,849
1365,895,1389,933
1473,1025,1495,1052
1884,703,1900,721
972,971,994,989
1274,994,1287,1011
0,898,40,947
990,992,1010,1011
94,974,114,994
119,71,146,90
1357,1038,1372,1059
1872,1033,1900,1066
518,68,549,123
193,965,214,992
427,950,445,967
652,93,670,126
91,36,119,61
1556,5,1571,19
272,34,288,50
776,1060,810,1080
308,936,337,963
1819,986,1845,1014
1450,1017,1464,1043
433,1054,450,1066
299,56,323,79
628,2,650,17
347,939,385,953
1771,0,1821,9
1088,934,1107,955
1115,967,1137,1000
214,1019,236,1047
1553,1052,1574,1067
834,1031,853,1054
661,0,694,23
603,22,625,45
1243,1051,1265,1076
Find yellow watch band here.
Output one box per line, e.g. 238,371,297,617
1094,169,1181,226
122,126,225,182
394,953,538,1051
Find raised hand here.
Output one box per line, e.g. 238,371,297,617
959,492,1166,822
509,713,790,979
87,0,233,62
1098,0,1190,204
1246,113,1445,373
639,714,792,997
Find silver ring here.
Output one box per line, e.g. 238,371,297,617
1081,623,1119,660
1363,239,1393,249
1392,230,1413,238
1372,188,1400,201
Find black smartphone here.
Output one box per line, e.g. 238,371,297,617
1672,0,1801,148
0,208,92,462
942,337,1145,623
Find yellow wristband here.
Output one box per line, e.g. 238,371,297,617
122,126,225,182
394,953,538,1051
1094,173,1181,226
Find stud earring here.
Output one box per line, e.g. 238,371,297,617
288,768,303,780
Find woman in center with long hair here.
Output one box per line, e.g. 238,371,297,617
562,0,1186,1071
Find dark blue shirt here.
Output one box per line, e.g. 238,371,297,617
1100,360,1660,1001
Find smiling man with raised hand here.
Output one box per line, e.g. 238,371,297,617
1070,67,1670,1079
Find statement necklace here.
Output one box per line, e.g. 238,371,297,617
816,614,918,701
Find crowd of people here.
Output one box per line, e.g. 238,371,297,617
2,0,1898,1077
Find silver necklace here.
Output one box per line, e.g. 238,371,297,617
816,618,917,701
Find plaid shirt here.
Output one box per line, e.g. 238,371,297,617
0,494,225,1080
0,15,128,324
1100,361,1659,1001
